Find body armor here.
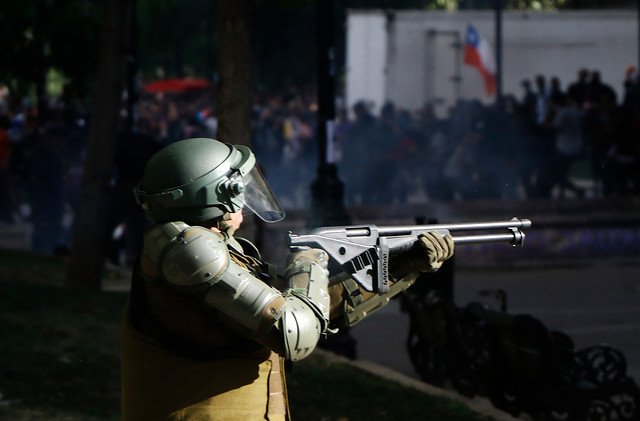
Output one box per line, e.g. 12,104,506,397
133,221,330,361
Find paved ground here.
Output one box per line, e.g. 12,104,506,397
350,256,640,384
267,198,640,387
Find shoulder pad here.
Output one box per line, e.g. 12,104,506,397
160,226,230,288
142,221,190,264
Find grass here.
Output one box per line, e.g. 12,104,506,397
0,281,126,420
288,355,490,421
0,249,69,285
0,249,491,420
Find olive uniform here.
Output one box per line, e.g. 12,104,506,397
121,138,454,420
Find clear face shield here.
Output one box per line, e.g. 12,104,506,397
241,166,285,222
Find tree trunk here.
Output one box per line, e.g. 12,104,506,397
65,0,133,290
216,0,252,147
216,0,257,243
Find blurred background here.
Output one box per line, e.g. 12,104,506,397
0,0,639,419
0,0,638,260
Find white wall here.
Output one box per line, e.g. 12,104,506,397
346,9,638,117
345,11,388,116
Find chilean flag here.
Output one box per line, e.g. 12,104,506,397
463,24,496,96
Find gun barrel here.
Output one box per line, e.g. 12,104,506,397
376,218,531,236
453,232,524,246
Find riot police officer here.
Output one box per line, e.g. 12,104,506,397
121,137,454,420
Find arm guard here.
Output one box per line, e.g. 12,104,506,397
280,249,331,361
331,273,418,327
146,223,330,361
145,224,285,339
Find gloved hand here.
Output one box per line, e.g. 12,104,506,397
416,231,454,272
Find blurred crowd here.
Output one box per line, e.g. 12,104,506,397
337,67,640,204
0,66,639,257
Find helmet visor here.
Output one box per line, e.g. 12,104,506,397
242,166,285,222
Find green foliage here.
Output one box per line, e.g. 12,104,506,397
252,0,317,89
137,0,214,79
456,0,570,9
1,0,594,100
0,0,101,98
509,0,568,9
427,0,460,10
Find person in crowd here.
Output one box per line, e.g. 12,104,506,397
604,108,638,196
279,98,315,207
417,102,452,201
2,64,638,260
622,66,640,119
481,98,520,200
107,118,163,266
530,75,558,198
587,71,617,108
515,80,540,196
121,137,454,420
567,68,590,108
442,109,485,201
340,100,379,204
603,68,640,197
582,70,616,196
372,101,406,204
520,79,536,113
26,118,65,253
538,93,586,198
0,113,13,223
550,76,563,99
251,94,284,173
534,74,550,127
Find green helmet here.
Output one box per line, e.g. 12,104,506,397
134,138,285,224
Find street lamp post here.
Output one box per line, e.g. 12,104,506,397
308,0,350,228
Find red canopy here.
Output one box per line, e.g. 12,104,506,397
143,78,211,93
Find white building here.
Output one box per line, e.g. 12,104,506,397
345,9,638,117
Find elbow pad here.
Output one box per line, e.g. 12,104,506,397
280,296,324,361
280,249,331,361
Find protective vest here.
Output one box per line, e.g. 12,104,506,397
121,232,288,421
